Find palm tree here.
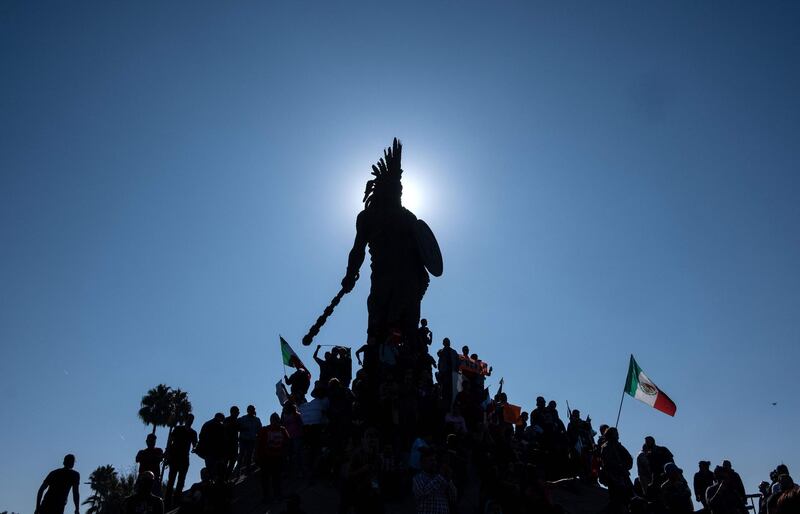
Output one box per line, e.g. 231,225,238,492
138,384,173,435
161,387,193,478
83,465,136,514
116,471,136,498
168,388,193,427
83,465,120,514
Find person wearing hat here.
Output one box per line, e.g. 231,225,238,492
694,460,715,510
722,460,746,506
660,462,693,514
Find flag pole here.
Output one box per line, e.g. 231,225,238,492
280,335,288,379
614,389,625,428
616,353,635,427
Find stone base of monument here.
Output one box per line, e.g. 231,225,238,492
548,478,610,514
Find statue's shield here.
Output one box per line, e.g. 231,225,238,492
415,219,443,277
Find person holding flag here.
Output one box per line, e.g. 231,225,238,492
281,337,311,404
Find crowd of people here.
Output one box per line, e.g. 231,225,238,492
34,319,798,514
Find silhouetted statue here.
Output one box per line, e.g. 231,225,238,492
303,138,442,345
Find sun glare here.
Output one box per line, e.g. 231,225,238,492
401,173,425,215
341,159,440,225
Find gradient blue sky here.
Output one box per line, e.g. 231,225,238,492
2,2,799,512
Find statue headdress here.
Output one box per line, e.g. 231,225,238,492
363,138,403,208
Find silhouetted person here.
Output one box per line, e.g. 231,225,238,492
237,405,262,474
123,471,164,514
722,460,746,506
327,378,354,463
417,318,432,350
531,396,553,433
694,460,714,510
600,427,633,514
35,454,80,514
165,414,197,507
333,346,353,388
516,410,529,439
256,412,289,502
436,338,460,409
639,435,675,490
637,442,654,497
772,464,791,494
567,409,594,478
756,480,771,514
770,476,798,514
597,424,610,447
706,465,745,514
313,345,335,385
183,467,231,514
775,486,800,514
417,348,437,383
224,406,240,477
546,400,566,433
285,363,312,404
196,413,225,478
281,402,305,478
660,462,693,514
136,434,164,496
412,447,457,514
471,353,490,392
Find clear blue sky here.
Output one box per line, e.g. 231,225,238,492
1,2,798,512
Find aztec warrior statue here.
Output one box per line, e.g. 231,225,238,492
303,138,443,346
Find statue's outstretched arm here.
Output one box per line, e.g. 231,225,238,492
342,212,367,293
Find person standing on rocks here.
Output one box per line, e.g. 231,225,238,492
165,414,197,507
135,434,164,496
237,405,262,474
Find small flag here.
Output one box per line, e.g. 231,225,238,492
280,336,305,369
503,403,523,425
624,355,676,416
275,381,289,405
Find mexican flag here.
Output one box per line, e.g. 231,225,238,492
280,336,305,369
624,355,676,416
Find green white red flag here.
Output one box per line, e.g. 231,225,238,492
280,336,305,369
624,355,676,416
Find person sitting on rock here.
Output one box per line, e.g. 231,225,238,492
123,472,164,514
660,462,693,514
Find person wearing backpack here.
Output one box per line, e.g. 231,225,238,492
600,427,634,514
